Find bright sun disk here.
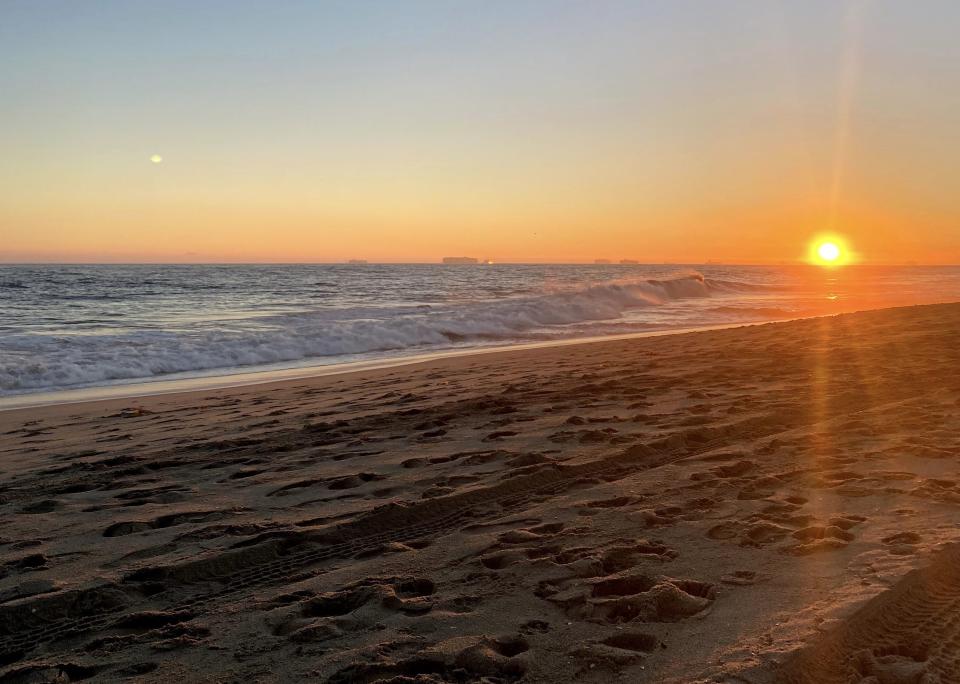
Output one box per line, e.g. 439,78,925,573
817,241,841,262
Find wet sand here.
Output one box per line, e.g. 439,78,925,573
2,302,960,683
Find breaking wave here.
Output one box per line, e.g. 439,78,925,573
0,273,773,393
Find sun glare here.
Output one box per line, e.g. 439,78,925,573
809,235,851,266
818,242,841,262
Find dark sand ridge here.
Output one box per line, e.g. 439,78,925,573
1,302,960,682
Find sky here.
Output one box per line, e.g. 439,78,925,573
2,0,959,264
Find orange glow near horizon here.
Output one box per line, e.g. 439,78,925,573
809,235,854,267
3,4,960,265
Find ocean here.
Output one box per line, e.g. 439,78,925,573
2,263,960,398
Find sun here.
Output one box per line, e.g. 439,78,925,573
817,241,841,262
808,235,851,266
150,154,163,164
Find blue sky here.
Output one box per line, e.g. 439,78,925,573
2,1,959,262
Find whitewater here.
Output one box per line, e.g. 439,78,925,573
3,263,960,396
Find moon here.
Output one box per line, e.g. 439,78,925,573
150,154,163,164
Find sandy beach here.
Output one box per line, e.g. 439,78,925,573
3,302,960,683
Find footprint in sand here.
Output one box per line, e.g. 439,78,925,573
882,531,922,556
476,522,567,570
102,510,228,537
18,499,60,514
544,540,678,580
721,570,766,586
546,572,716,624
326,634,530,683
270,576,438,642
784,525,856,556
573,631,662,668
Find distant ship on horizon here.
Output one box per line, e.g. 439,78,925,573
442,256,479,264
346,259,368,264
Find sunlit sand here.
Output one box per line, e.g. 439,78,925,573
1,303,959,681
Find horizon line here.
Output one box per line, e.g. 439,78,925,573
0,260,951,267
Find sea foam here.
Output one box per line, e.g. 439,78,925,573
0,273,756,393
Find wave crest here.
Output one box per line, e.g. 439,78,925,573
0,273,771,393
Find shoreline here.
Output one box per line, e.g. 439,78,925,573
4,297,953,412
0,319,766,412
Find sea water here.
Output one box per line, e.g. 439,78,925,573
2,263,960,397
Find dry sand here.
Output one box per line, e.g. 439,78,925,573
2,302,960,683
